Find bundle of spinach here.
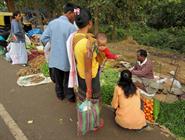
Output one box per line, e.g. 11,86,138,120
100,68,119,105
157,101,185,137
40,62,49,77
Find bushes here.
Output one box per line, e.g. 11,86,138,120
98,24,125,41
122,23,185,53
167,28,185,53
147,1,185,29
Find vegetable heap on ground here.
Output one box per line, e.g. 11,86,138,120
100,68,119,105
142,97,160,123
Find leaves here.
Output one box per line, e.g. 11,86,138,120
122,22,185,54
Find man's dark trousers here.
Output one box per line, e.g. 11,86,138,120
49,68,75,100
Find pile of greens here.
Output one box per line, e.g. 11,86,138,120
40,62,49,77
100,68,119,105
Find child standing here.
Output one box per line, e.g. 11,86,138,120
111,70,146,130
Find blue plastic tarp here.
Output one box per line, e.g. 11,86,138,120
27,28,43,37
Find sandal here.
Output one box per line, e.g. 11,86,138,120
93,119,104,132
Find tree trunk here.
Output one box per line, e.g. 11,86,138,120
34,2,43,30
5,0,15,12
112,23,116,40
94,6,99,35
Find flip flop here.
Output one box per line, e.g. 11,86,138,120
93,119,104,132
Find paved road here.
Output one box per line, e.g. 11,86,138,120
0,57,175,140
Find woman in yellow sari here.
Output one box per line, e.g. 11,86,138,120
73,8,99,101
72,8,103,133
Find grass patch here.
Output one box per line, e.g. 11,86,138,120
157,101,185,137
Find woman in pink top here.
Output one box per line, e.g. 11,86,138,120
111,70,146,130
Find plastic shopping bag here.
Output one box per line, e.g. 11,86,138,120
77,99,100,135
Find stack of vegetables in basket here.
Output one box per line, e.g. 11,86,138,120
142,97,160,123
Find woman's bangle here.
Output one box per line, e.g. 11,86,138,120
86,89,92,93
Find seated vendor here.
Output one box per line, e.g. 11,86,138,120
130,49,157,95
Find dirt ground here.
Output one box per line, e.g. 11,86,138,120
108,37,185,86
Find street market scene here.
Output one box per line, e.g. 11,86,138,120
0,0,185,140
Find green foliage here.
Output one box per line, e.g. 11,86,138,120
98,24,113,40
0,1,7,11
40,62,49,77
100,68,119,105
157,101,185,137
123,23,185,53
99,24,125,41
9,0,185,53
147,1,185,29
11,0,185,42
166,28,185,53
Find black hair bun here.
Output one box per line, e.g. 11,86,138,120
75,8,92,29
123,73,129,79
